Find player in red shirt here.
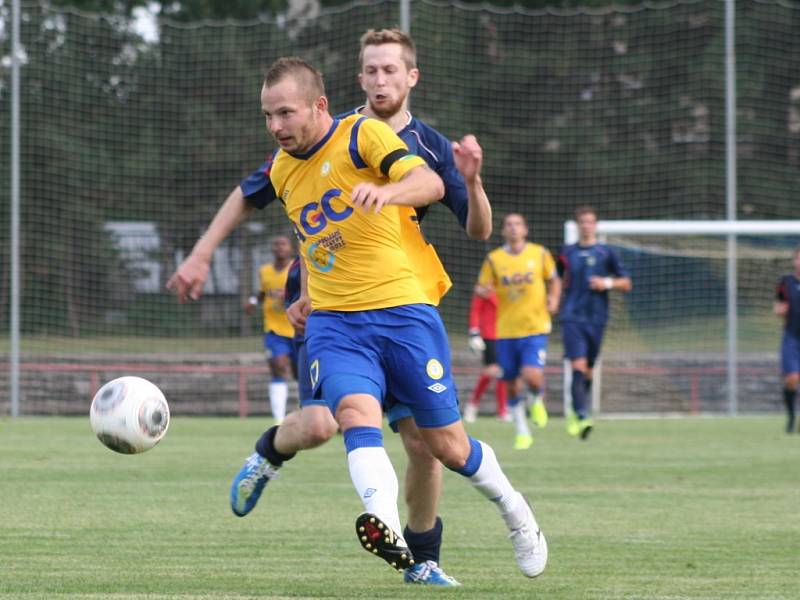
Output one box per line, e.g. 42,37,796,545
463,285,508,422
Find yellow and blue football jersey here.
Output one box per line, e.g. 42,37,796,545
258,263,294,337
269,114,445,311
478,242,556,338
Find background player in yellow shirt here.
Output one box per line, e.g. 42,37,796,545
478,213,561,449
244,234,295,423
168,57,547,582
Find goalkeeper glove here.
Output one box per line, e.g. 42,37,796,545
468,329,486,354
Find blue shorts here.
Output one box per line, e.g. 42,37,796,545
294,338,326,408
264,331,295,361
304,304,460,429
781,332,800,375
496,335,549,381
561,320,606,367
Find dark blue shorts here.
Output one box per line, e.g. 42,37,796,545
304,304,460,429
496,335,549,381
781,332,800,375
561,320,606,368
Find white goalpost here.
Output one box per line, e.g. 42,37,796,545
562,220,800,418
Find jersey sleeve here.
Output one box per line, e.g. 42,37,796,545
358,118,426,182
607,246,629,278
239,153,278,209
436,140,469,230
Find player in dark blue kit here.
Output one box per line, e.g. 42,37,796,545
222,30,495,586
557,206,632,439
773,246,800,433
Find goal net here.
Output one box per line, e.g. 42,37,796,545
561,220,800,416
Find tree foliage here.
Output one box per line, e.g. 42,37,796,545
3,0,800,335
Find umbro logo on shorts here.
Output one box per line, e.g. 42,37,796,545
427,383,447,394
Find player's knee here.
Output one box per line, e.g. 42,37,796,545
427,440,469,470
305,420,337,446
572,358,588,373
525,371,544,390
785,373,800,390
272,358,292,378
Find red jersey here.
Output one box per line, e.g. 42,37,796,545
468,291,498,340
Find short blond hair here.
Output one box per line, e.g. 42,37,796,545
359,28,417,70
263,56,325,103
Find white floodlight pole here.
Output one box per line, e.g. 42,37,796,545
724,0,738,415
10,0,22,417
400,0,410,34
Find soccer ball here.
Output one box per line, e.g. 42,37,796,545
90,376,170,454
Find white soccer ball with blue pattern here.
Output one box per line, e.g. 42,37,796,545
90,376,170,454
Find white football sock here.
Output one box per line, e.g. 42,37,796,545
512,400,531,437
347,446,404,542
467,440,522,515
269,381,288,423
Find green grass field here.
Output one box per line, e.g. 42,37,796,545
1,416,797,599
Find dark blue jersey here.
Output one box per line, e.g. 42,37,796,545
239,150,278,210
777,274,800,337
285,256,302,309
239,108,470,229
284,256,303,342
557,243,628,325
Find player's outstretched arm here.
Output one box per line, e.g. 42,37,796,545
351,164,444,213
167,185,255,303
453,135,492,241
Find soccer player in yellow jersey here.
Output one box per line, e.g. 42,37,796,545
168,57,547,581
478,214,561,450
244,234,295,423
227,30,492,587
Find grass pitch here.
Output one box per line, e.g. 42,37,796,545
0,416,797,599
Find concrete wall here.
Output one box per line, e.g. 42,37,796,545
0,351,782,417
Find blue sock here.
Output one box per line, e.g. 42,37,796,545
255,425,295,467
508,394,525,407
342,426,383,452
448,436,483,477
404,517,443,565
572,370,588,419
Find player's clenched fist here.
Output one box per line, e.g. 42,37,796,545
452,134,483,183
